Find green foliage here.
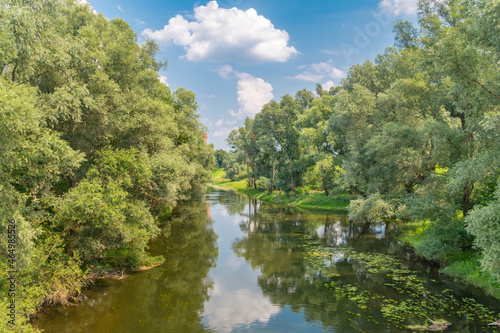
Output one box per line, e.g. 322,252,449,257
223,151,245,181
255,176,271,191
214,149,228,169
0,0,213,327
441,252,500,299
53,149,160,268
466,195,500,279
221,0,500,290
348,193,394,223
414,217,473,263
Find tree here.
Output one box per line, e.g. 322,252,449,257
214,149,228,169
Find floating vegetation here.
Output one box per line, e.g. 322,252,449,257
300,235,499,331
406,319,451,332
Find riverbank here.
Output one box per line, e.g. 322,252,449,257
212,168,500,301
211,168,350,212
402,222,500,300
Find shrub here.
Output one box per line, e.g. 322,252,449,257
466,197,500,280
348,193,394,223
255,177,271,190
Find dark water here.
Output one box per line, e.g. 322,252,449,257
33,189,500,332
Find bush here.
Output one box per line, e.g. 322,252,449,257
414,218,474,264
348,193,394,223
255,177,271,190
225,163,244,180
466,197,500,280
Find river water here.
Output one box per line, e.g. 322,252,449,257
34,188,500,332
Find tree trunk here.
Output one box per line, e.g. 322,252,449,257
319,165,328,196
251,160,256,189
269,165,275,194
462,182,474,217
321,175,328,196
288,156,296,197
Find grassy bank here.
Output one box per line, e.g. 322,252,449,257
401,221,500,300
211,168,350,211
212,169,500,299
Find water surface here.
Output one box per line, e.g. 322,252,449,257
34,189,500,332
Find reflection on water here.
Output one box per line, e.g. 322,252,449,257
34,189,499,333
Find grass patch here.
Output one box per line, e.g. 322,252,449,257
441,252,500,299
212,168,248,191
211,168,350,212
399,220,430,248
400,220,500,300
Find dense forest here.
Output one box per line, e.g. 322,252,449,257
220,0,500,290
0,0,213,331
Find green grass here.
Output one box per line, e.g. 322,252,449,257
211,168,350,212
211,168,248,191
399,220,430,248
441,253,500,299
400,221,500,300
214,168,500,299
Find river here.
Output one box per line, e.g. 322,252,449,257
33,188,500,332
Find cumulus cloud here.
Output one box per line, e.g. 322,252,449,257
215,66,274,119
378,0,418,16
288,59,346,83
322,80,335,91
216,65,235,80
292,73,324,82
215,119,237,126
74,0,97,14
213,127,237,138
158,74,168,86
205,279,281,332
117,5,123,12
142,1,298,63
231,72,274,118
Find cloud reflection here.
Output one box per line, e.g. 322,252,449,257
204,278,280,332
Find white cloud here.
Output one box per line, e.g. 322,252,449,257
74,0,97,14
142,1,298,64
231,72,274,118
158,74,168,86
117,5,123,12
136,19,146,25
214,127,237,138
215,119,237,126
378,0,418,16
322,80,335,91
205,280,281,332
291,73,324,82
215,65,274,119
216,65,234,80
288,59,346,83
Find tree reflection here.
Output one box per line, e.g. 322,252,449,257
33,197,219,333
207,188,248,216
231,200,410,332
149,198,219,332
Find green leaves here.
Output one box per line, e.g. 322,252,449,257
0,0,214,325
466,195,500,279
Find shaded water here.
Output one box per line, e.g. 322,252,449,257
34,189,500,332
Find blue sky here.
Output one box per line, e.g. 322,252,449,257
84,0,419,149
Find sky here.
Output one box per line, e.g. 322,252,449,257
83,0,420,149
